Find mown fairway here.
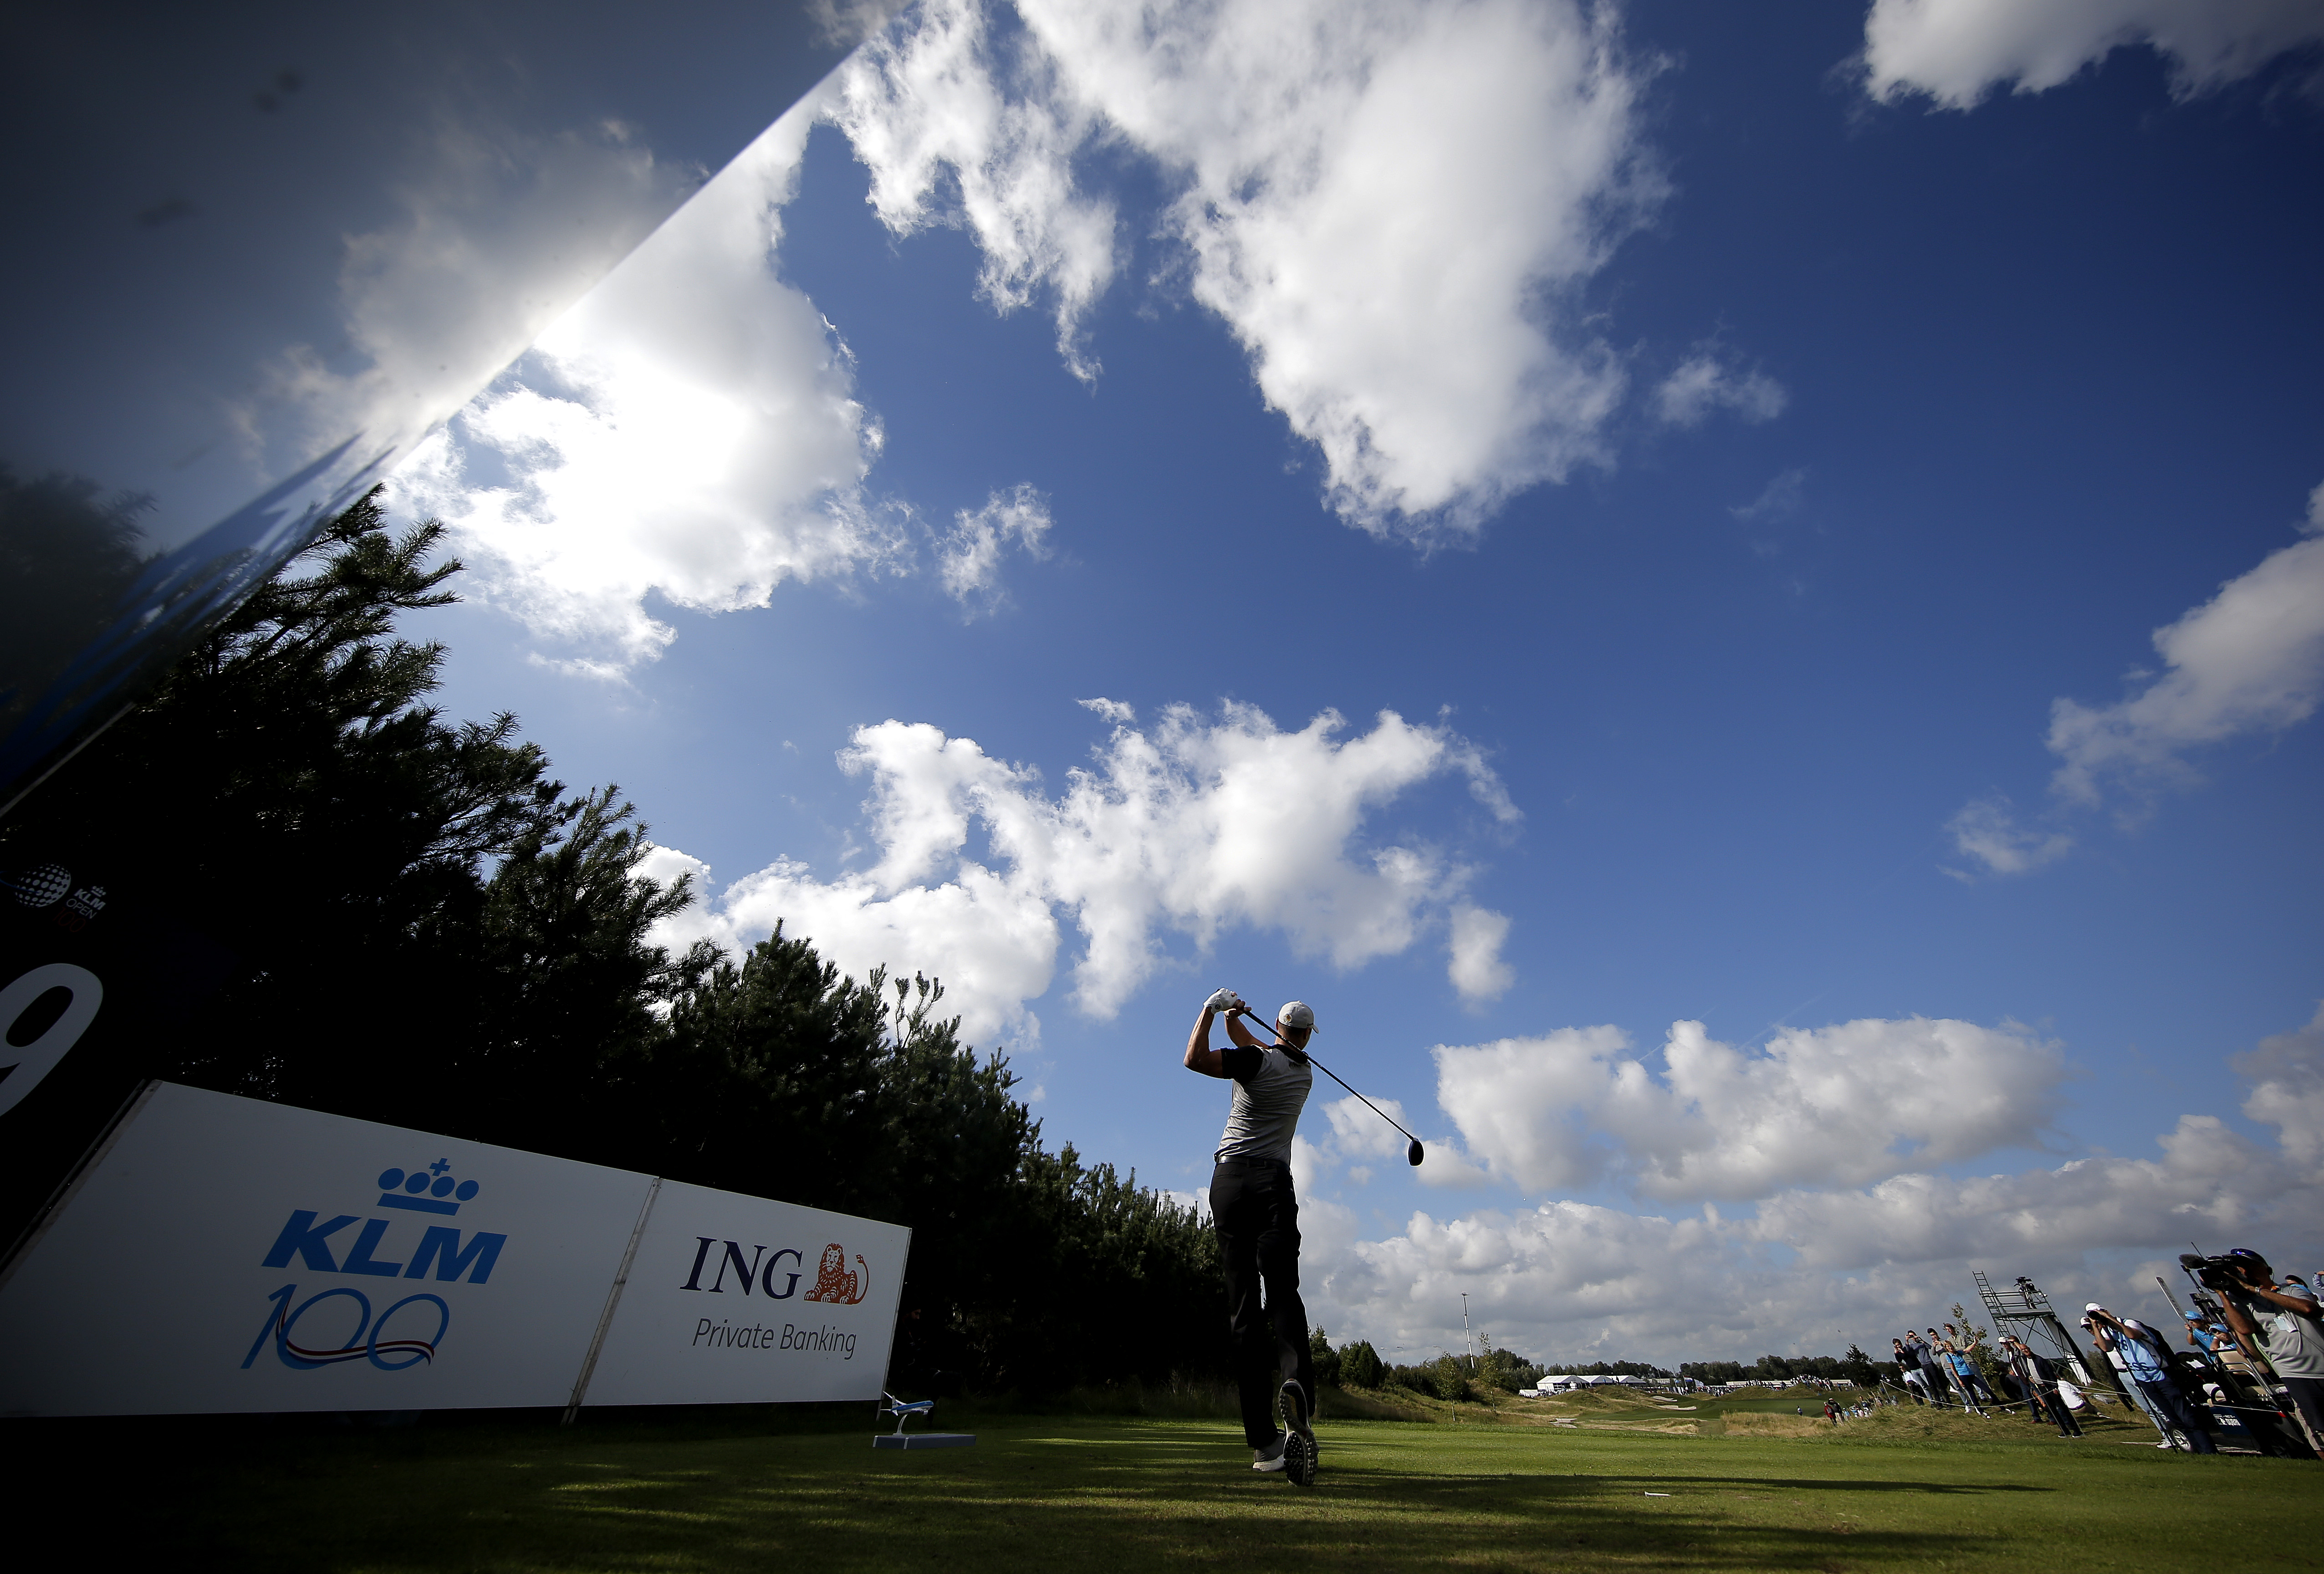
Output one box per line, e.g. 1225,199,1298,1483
17,1405,2323,1573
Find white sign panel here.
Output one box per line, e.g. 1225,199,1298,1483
579,1178,910,1407
0,1083,652,1416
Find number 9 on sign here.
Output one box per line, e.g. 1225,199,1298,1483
0,963,103,1119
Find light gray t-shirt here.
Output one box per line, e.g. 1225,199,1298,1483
2253,1284,2324,1380
1214,1046,1313,1164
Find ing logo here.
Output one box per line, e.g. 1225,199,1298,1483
804,1243,869,1305
680,1239,870,1305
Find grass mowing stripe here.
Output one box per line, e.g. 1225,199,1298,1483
9,1412,2318,1571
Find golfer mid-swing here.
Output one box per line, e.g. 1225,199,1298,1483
1185,987,1318,1485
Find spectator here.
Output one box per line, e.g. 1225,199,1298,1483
1894,1337,1931,1405
2002,1336,2083,1438
1927,1329,1986,1414
1942,1323,2001,1410
2198,1304,2268,1384
2210,1249,2324,1461
1997,1339,2052,1423
2088,1304,2216,1454
2087,1313,2166,1435
1915,1329,1956,1408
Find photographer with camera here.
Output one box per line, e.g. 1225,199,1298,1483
2086,1303,2217,1452
2199,1249,2324,1459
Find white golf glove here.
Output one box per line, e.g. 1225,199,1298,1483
1205,987,1242,1013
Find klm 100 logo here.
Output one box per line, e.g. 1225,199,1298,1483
243,1159,507,1373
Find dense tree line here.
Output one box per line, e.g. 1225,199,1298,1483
1328,1335,1893,1400
0,493,1226,1395
1528,1357,1670,1380
1313,1334,1551,1402
1317,1333,1383,1389
1680,1347,1885,1386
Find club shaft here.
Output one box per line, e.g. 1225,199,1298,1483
1310,1058,1420,1145
1233,1009,1417,1144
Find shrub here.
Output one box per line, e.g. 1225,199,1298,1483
1430,1353,1472,1402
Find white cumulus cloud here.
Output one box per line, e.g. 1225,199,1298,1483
1446,904,1516,1004
2048,485,2324,806
392,86,1052,672
2236,1001,2324,1167
1748,1113,2295,1271
1946,482,2324,871
1862,0,2324,108
392,94,897,673
244,115,697,496
828,0,1119,378
651,701,1520,1043
1323,1093,1419,1164
1295,1004,2324,1367
832,0,1663,542
1427,1015,2067,1201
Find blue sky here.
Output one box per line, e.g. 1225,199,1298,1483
391,0,2324,1365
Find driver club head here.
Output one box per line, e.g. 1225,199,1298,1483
1407,1139,1425,1167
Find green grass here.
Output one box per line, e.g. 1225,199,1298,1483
12,1403,2321,1572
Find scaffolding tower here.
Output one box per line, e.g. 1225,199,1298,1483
1972,1270,2120,1399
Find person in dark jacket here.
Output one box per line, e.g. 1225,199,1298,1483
1894,1337,1931,1404
1909,1331,1953,1407
2003,1336,2082,1437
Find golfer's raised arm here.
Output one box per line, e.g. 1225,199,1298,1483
1184,988,1244,1078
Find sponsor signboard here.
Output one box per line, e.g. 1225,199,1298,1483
0,1083,910,1418
579,1179,909,1408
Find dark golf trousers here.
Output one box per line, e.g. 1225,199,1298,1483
2278,1376,2324,1456
1212,1156,1316,1449
2135,1377,2218,1452
2039,1385,2083,1436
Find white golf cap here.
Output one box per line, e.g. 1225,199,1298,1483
2084,1303,2104,1313
1277,1001,1317,1031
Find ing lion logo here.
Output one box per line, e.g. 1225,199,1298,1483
802,1242,869,1305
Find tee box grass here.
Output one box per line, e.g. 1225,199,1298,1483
7,1401,2319,1572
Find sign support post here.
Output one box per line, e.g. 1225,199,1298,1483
0,1079,157,1294
564,1176,663,1425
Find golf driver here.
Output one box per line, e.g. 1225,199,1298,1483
1231,1007,1424,1166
